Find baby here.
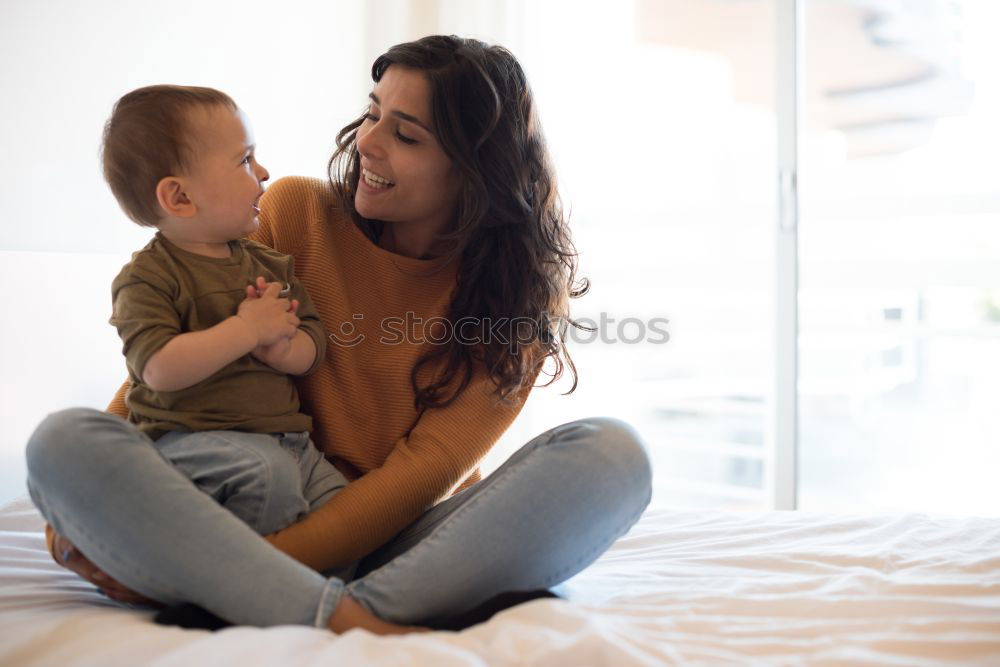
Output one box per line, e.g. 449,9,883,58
98,84,339,539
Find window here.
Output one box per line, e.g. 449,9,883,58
799,0,1000,515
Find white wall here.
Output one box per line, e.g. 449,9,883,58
1,0,369,255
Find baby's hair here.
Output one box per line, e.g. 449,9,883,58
101,85,237,227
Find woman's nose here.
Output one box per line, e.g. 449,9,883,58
256,162,270,183
356,121,386,160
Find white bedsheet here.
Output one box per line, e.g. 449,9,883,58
1,495,998,666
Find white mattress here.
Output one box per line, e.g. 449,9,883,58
1,495,998,666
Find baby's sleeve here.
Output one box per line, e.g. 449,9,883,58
109,263,181,384
284,257,326,377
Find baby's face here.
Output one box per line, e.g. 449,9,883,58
181,105,269,241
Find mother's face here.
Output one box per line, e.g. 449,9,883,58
354,66,461,232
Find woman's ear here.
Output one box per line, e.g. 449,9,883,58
155,177,196,219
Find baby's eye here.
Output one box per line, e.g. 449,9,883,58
241,155,252,165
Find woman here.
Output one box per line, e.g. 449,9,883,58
26,35,652,634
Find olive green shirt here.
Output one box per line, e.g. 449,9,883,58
109,232,326,441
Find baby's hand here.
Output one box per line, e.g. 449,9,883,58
237,277,300,347
243,277,300,314
245,277,300,367
246,276,296,301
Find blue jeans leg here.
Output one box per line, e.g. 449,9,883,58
25,407,344,627
346,416,653,624
153,429,347,537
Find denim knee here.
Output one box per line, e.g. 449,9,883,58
573,416,653,511
25,407,113,483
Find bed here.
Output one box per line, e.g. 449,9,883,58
1,495,998,666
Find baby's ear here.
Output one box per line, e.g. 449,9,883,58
155,176,195,218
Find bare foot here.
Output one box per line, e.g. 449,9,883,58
327,594,429,635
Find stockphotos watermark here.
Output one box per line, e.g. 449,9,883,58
328,312,671,348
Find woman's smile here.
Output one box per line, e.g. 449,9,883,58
361,167,395,190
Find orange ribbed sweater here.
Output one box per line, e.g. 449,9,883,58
52,176,533,572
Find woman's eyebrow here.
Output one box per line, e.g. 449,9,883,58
368,92,431,133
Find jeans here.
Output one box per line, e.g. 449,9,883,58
152,429,347,537
25,407,653,627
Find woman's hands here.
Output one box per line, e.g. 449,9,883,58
242,276,301,367
51,530,160,607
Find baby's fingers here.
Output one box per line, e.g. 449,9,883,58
255,276,269,296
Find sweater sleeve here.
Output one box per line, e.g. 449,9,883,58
269,368,536,571
107,380,129,418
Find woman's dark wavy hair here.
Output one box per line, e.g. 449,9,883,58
329,35,591,409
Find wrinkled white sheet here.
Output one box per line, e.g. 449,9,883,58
1,495,998,666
